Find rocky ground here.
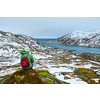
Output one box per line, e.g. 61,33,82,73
1,50,100,84
1,30,100,84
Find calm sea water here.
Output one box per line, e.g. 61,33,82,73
35,38,56,43
35,38,100,55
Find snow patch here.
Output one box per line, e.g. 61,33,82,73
72,55,77,58
55,73,87,84
91,78,100,82
0,68,18,77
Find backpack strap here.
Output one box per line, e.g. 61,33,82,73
23,54,29,57
26,54,30,57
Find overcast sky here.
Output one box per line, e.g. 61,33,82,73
0,17,100,38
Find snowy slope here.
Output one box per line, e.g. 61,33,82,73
0,30,44,67
0,30,70,67
52,30,100,48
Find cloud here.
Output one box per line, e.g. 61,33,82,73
0,17,100,38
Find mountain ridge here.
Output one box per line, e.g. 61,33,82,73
51,30,100,48
0,30,70,67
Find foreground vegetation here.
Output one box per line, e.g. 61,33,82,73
3,69,70,84
74,68,100,84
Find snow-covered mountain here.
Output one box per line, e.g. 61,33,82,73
52,30,100,48
0,30,40,67
0,30,70,67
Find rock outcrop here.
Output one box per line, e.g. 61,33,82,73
3,69,45,84
73,68,100,84
80,53,100,63
3,69,69,84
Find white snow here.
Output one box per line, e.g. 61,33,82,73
0,58,20,67
49,67,73,73
0,68,18,77
33,54,47,59
33,53,52,59
69,30,100,39
75,59,82,61
54,30,100,48
72,55,77,58
55,73,87,84
91,78,100,82
96,72,100,75
83,64,93,69
0,49,4,55
55,73,65,81
64,78,87,84
88,60,100,65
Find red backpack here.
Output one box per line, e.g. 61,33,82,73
21,54,30,68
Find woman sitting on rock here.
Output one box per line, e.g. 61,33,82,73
20,45,35,70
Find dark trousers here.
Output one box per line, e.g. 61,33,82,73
22,64,33,70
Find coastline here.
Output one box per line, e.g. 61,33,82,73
43,41,100,49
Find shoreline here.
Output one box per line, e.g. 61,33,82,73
42,41,100,49
40,41,100,57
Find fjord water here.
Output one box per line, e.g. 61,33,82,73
35,38,56,43
35,38,100,54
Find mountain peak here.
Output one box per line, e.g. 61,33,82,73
52,30,100,48
0,31,13,36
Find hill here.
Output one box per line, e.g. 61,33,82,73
3,69,69,84
52,30,100,48
0,30,70,67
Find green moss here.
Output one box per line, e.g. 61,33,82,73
15,77,19,80
74,68,100,84
80,53,100,63
36,70,56,80
47,80,56,84
3,69,44,84
3,68,70,84
60,72,67,75
64,76,71,79
57,79,70,84
89,80,96,84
